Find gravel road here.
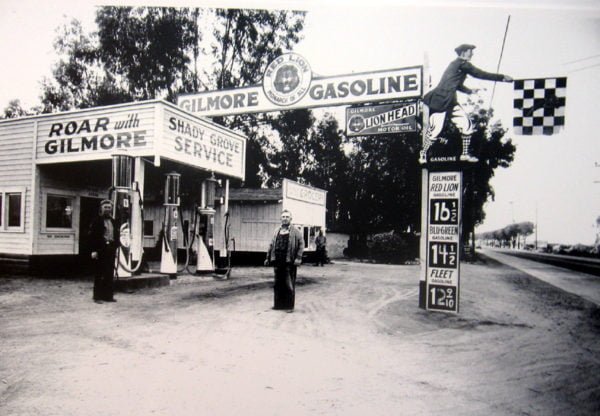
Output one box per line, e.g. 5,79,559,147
1,258,598,415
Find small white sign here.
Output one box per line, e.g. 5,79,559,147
284,179,326,206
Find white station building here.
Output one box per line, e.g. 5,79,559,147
0,100,247,273
0,99,334,274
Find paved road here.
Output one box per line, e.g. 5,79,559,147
481,248,600,306
1,260,598,415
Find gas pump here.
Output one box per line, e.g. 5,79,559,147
111,153,144,277
160,172,180,277
195,174,218,274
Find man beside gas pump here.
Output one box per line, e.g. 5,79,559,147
89,199,119,303
265,209,304,312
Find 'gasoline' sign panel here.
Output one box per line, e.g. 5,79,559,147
177,54,422,117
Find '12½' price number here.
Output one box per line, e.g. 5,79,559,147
428,285,457,311
429,199,458,225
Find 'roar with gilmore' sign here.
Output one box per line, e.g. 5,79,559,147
177,53,422,117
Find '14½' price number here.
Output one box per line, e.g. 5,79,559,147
428,242,458,268
428,284,457,311
429,198,458,225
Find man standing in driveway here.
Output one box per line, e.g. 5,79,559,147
265,209,304,312
420,43,513,163
89,199,118,303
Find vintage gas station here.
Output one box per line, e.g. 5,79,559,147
0,100,246,278
0,52,466,313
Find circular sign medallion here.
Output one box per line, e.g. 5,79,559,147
348,115,366,133
263,53,312,106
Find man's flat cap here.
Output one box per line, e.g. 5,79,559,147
100,199,113,207
455,44,476,54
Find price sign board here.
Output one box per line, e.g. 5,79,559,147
426,171,461,313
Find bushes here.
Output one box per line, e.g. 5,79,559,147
369,231,419,264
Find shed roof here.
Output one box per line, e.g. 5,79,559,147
220,188,282,201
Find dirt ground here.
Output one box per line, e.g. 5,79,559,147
0,257,599,415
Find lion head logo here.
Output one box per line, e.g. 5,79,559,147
273,65,300,94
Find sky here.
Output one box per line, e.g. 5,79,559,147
0,0,599,245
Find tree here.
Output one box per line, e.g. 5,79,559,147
2,100,34,119
265,109,315,185
478,221,534,248
303,114,352,230
209,9,306,186
39,6,307,187
40,18,106,111
345,131,421,235
211,9,304,90
462,112,516,254
95,7,200,102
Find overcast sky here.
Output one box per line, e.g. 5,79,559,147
1,0,598,244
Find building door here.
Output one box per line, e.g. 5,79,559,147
79,197,103,259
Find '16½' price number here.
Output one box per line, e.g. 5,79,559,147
429,199,458,225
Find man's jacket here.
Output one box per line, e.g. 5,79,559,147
423,58,506,113
88,215,119,253
266,225,304,265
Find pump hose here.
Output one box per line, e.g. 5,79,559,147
177,205,193,274
185,208,200,275
223,211,232,278
115,186,145,276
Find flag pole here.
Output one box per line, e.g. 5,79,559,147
490,15,511,108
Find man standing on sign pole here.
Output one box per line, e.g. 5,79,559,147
420,44,513,164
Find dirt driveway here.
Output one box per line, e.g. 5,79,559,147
1,258,599,415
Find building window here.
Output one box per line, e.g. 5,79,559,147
1,188,25,232
143,220,154,237
46,195,73,229
7,193,22,227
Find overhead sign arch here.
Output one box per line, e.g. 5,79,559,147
176,53,422,117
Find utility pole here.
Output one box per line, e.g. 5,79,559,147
535,202,538,250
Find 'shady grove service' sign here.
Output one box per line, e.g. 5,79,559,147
177,53,422,117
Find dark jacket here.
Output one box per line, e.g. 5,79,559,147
88,215,119,253
423,58,506,113
266,225,304,265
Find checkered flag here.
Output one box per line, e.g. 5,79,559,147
513,77,566,135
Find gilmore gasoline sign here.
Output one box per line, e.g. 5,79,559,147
177,53,422,117
426,171,462,313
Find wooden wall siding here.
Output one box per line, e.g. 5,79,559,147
0,119,34,254
141,204,195,249
213,203,281,253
